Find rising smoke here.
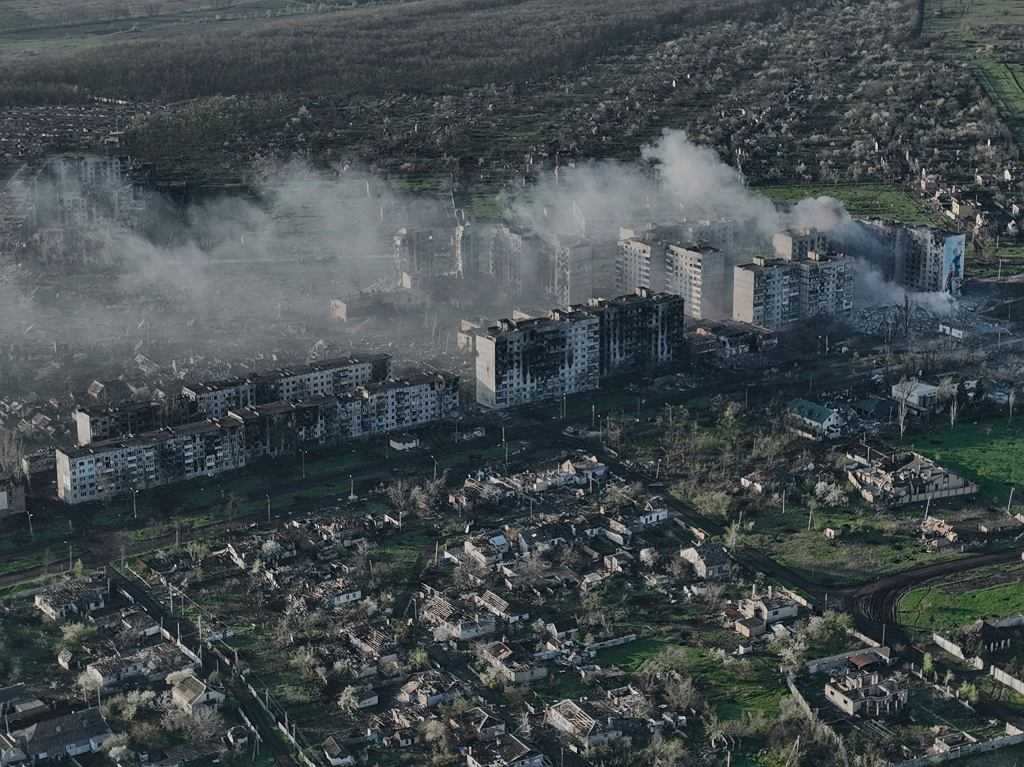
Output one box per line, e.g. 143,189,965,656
1,130,925,360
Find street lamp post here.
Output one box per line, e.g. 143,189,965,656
25,510,33,539
131,487,139,521
300,449,307,480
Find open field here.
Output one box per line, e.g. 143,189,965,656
923,0,1024,42
913,418,1024,504
898,563,1024,631
757,183,941,225
976,59,1024,144
742,504,964,588
968,244,1024,280
923,0,1024,143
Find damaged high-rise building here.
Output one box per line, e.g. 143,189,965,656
474,289,685,408
583,289,687,375
733,228,853,329
616,223,745,320
848,222,966,295
475,308,600,409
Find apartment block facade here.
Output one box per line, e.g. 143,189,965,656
733,228,853,329
583,289,687,375
475,291,685,408
475,310,600,409
182,354,392,419
57,373,458,504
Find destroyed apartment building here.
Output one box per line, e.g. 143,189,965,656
732,228,854,330
475,289,685,408
845,443,978,507
56,369,459,504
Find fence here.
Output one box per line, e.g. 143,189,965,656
991,665,1024,696
586,634,638,652
887,732,1024,767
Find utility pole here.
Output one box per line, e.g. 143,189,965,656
131,487,138,521
66,541,72,572
300,449,307,480
25,511,33,540
266,493,271,523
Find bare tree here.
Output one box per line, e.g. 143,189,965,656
896,380,912,441
949,396,958,430
386,479,414,511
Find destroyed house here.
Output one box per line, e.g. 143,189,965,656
346,625,396,660
397,671,459,708
544,699,629,751
680,543,731,580
34,578,108,622
474,590,530,624
824,671,908,718
480,641,549,684
450,707,506,742
421,593,496,640
846,448,977,506
466,734,544,767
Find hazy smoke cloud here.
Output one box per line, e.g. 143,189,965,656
0,129,937,376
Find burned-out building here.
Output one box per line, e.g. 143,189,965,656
617,224,744,319
56,419,248,504
581,289,686,375
182,355,392,419
475,290,686,408
475,309,600,409
73,401,167,446
57,373,459,504
845,444,978,507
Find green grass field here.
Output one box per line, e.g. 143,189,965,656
898,563,1024,632
913,418,1024,504
743,505,962,588
923,0,1024,42
899,580,1024,632
757,183,940,225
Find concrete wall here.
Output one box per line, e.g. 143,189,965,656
932,633,966,660
888,733,1024,767
805,646,891,675
991,665,1024,696
586,634,638,652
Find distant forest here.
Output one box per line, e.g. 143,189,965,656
3,0,795,102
